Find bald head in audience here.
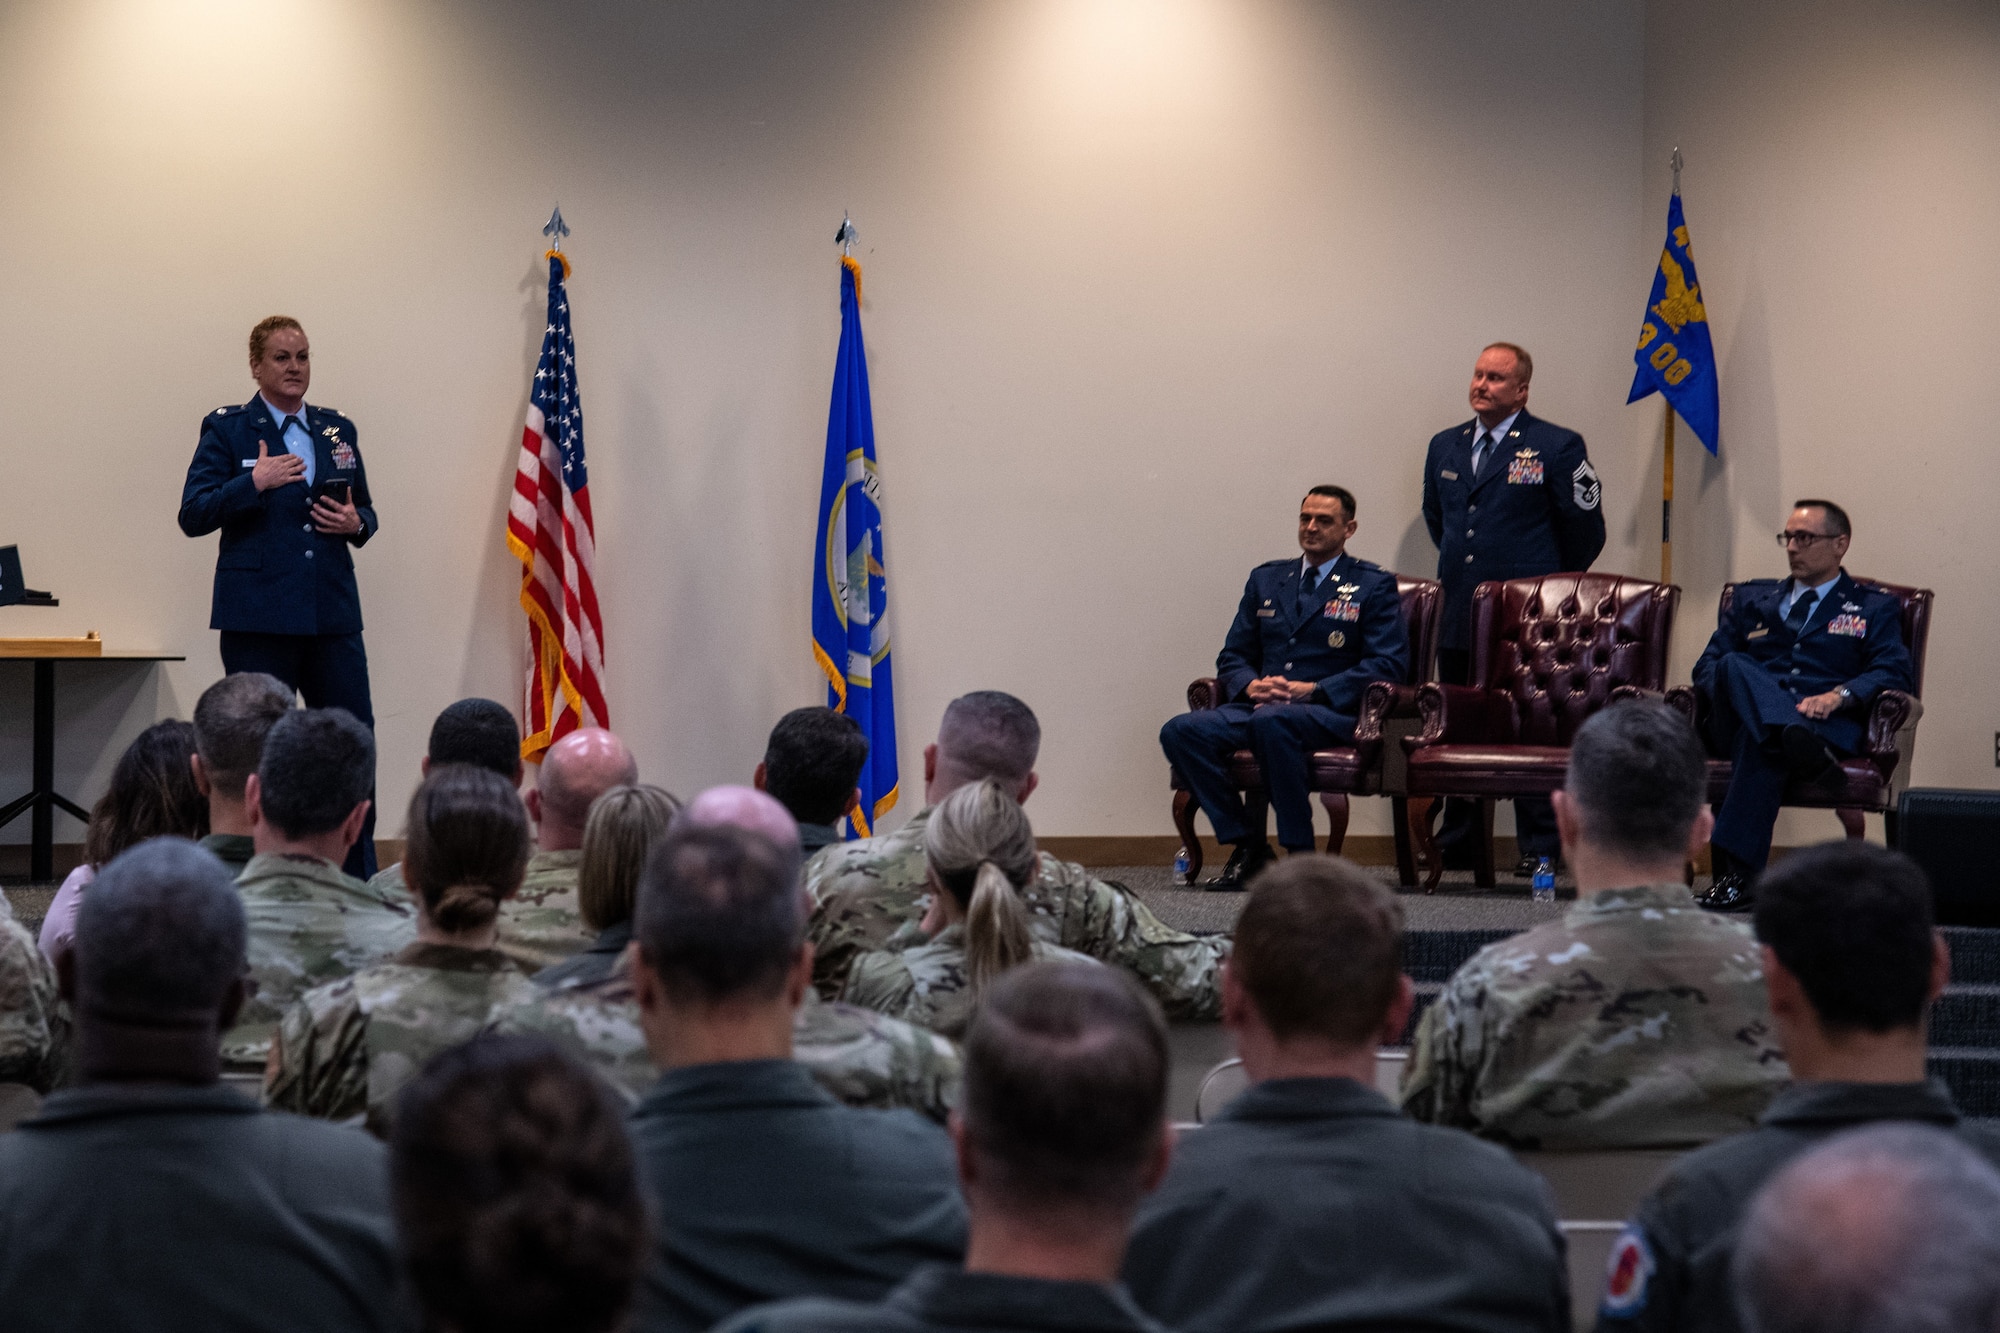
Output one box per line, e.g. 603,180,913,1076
925,691,1041,805
526,728,637,853
1733,1123,2000,1333
680,784,802,856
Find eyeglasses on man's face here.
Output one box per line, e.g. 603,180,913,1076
1776,531,1837,548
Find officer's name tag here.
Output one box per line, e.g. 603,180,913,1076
1507,456,1544,485
1324,600,1361,622
1827,614,1868,637
240,459,256,468
1256,609,1277,617
1746,627,1770,640
1440,469,1459,481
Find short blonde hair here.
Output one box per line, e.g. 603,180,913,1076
249,315,304,365
578,784,683,931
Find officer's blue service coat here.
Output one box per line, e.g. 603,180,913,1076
179,399,377,636
1691,571,1914,755
1422,411,1606,651
1216,553,1409,713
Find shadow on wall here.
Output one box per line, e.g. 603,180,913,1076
1393,511,1439,585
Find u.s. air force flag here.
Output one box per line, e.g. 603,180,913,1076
1627,190,1721,453
811,256,898,837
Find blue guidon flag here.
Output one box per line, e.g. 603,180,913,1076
1627,189,1721,453
811,256,898,837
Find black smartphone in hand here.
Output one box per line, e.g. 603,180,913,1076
312,479,351,507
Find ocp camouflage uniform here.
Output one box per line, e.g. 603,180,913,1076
266,943,537,1136
489,957,964,1121
0,894,67,1092
805,805,1227,1019
225,852,414,1069
841,925,1098,1040
369,848,590,974
1400,882,1788,1149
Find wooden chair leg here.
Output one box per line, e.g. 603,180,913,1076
1835,807,1867,841
1409,797,1444,894
1885,808,1901,849
1473,799,1497,888
1319,792,1351,857
1391,796,1417,888
1170,790,1203,883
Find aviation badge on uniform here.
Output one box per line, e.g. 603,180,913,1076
1573,458,1602,511
1507,449,1544,486
1327,630,1345,648
1600,1224,1654,1318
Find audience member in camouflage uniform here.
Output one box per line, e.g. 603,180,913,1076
225,708,414,1068
497,781,963,1120
190,672,295,876
269,764,537,1135
841,779,1096,1039
1402,701,1787,1148
806,691,1226,1018
532,782,682,991
493,957,964,1120
0,893,66,1095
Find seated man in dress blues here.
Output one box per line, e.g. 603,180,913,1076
1159,486,1409,888
1694,500,1914,911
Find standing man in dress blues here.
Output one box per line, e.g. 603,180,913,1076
1422,343,1605,877
1691,500,1913,912
179,316,380,879
1160,486,1409,889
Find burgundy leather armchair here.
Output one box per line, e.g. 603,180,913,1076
1665,578,1931,845
1401,573,1681,890
1170,576,1443,885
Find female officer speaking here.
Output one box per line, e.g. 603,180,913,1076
178,315,379,878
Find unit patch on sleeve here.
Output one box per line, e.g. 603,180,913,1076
1600,1224,1655,1319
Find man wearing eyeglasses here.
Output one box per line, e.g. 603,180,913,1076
1692,500,1913,911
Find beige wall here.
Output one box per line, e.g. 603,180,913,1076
0,0,1986,852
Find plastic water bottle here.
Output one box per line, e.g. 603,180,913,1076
1173,847,1193,885
1532,856,1556,904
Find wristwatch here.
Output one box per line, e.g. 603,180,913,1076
1835,686,1853,702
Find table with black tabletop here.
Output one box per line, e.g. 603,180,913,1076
1,652,185,882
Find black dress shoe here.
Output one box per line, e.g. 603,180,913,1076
1698,870,1755,912
1203,842,1276,892
1780,724,1841,785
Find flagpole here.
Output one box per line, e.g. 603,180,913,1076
1662,405,1675,584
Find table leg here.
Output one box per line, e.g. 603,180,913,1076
30,661,53,883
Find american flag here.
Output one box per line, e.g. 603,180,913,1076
506,252,608,761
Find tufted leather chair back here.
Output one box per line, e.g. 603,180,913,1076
1716,577,1932,697
1395,575,1445,686
1470,573,1680,746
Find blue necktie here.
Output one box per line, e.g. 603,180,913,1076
1299,565,1324,614
1472,431,1494,477
1784,588,1819,636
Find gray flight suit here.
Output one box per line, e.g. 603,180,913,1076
1123,1077,1570,1333
629,1059,967,1333
1594,1080,2000,1332
714,1266,1170,1333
